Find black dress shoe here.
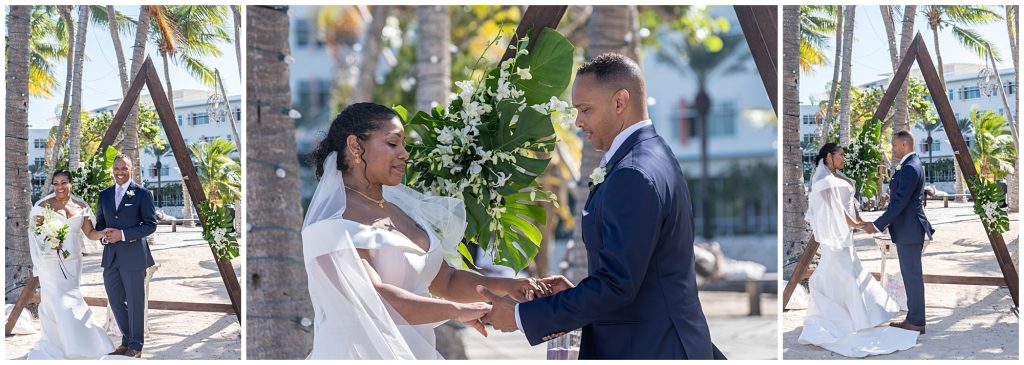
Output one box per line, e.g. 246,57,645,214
108,346,129,355
890,320,926,334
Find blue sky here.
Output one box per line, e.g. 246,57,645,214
800,6,1015,103
27,5,241,129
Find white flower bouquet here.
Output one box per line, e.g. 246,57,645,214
399,28,576,271
30,209,72,278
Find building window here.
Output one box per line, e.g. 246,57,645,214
33,157,46,167
801,114,816,125
318,79,331,109
1007,81,1016,95
150,165,169,177
948,88,954,101
193,112,210,125
962,86,981,100
177,114,183,126
801,133,815,146
297,80,312,108
920,140,941,152
295,19,310,47
235,108,241,121
33,139,46,149
708,102,737,137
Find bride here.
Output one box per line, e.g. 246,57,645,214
301,103,560,359
26,170,115,359
798,143,919,357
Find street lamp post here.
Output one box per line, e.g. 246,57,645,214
155,160,163,207
926,135,934,184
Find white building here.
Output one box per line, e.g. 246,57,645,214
799,63,1017,192
30,89,240,217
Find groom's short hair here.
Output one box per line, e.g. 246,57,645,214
893,130,915,146
576,53,646,107
113,154,133,166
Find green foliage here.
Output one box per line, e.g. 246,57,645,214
189,138,241,204
968,175,1009,234
401,28,574,272
967,107,1016,179
844,119,885,198
70,145,119,213
197,200,239,261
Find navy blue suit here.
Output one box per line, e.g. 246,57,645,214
94,181,157,350
518,125,724,359
873,153,934,326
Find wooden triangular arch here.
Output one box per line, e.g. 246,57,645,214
784,33,1019,309
6,56,241,335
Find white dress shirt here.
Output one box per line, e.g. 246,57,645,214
513,119,653,331
114,181,131,208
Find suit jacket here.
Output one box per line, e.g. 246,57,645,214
518,125,718,359
95,181,157,270
874,153,934,245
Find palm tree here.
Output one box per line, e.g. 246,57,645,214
189,139,241,204
6,5,34,304
799,5,837,73
245,6,312,359
882,6,917,133
351,6,392,103
231,5,241,77
811,5,841,145
144,143,172,206
968,107,1016,179
837,5,855,146
920,118,943,183
68,6,89,170
954,116,974,201
124,5,153,183
41,5,74,195
413,5,465,359
921,6,1003,86
782,5,810,273
1006,5,1019,212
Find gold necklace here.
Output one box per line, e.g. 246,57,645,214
346,186,386,209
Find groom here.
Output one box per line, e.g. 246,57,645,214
478,53,725,359
94,155,157,358
864,130,934,334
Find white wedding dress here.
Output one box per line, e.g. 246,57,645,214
26,197,115,359
798,163,918,357
302,152,467,359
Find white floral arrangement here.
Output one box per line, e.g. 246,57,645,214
968,175,1009,234
30,208,72,279
399,28,576,271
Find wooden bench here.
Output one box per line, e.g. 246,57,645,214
924,193,970,208
743,273,778,316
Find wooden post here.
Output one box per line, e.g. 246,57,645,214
5,277,39,335
734,5,778,114
500,6,568,63
782,236,818,309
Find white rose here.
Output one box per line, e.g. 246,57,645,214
590,167,607,186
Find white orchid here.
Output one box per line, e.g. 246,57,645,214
516,67,532,80
590,167,608,186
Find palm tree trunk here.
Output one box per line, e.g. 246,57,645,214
930,20,967,202
882,6,913,132
351,5,392,103
125,6,150,183
108,5,130,93
44,5,76,195
837,5,855,146
68,6,90,170
414,5,466,359
1008,5,1019,212
821,6,843,145
414,6,451,113
783,5,810,275
245,6,312,359
232,5,242,77
894,6,916,132
6,5,34,304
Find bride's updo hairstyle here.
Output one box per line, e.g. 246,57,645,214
814,143,841,168
309,102,400,179
52,169,73,182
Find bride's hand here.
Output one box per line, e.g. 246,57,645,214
506,278,552,302
453,302,491,337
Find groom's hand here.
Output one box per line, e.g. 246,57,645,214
477,285,519,332
539,275,574,295
863,222,878,234
104,228,124,242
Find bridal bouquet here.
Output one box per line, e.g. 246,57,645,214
400,28,575,272
844,118,884,198
31,209,72,279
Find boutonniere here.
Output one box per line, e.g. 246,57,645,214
125,189,135,198
589,167,607,188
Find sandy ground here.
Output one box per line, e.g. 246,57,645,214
463,291,779,359
783,203,1019,360
5,226,241,360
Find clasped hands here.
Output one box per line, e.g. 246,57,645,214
466,275,574,335
99,228,125,243
857,221,879,234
